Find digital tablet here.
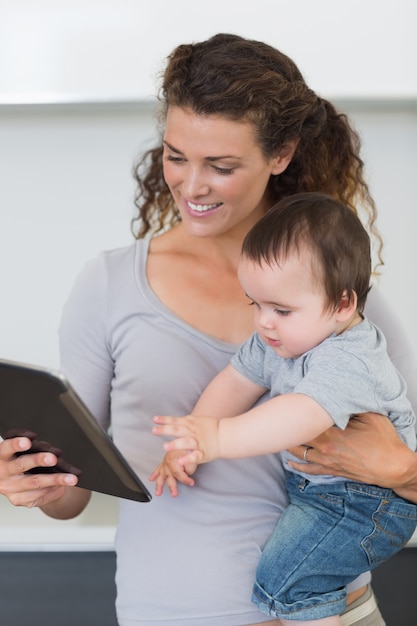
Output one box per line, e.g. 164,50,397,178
0,358,151,503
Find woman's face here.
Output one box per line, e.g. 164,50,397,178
162,106,291,239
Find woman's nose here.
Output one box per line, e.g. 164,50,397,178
182,167,210,197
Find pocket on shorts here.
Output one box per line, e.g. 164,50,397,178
361,497,417,567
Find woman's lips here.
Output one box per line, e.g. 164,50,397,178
186,200,222,216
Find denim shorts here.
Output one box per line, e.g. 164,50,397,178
252,471,417,620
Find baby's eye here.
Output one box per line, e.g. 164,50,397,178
275,309,291,316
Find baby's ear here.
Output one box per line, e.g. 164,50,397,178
336,290,358,320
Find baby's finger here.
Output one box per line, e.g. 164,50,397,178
148,467,167,496
163,436,199,452
148,465,162,482
179,451,203,466
152,424,194,439
153,415,177,425
172,465,195,487
165,474,179,498
155,472,169,496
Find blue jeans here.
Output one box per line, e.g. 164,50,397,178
252,471,417,620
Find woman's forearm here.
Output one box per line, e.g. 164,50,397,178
288,413,417,503
385,448,417,503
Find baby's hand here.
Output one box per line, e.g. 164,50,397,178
152,414,219,464
148,450,196,497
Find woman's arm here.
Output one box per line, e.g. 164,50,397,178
0,255,114,518
289,413,417,502
59,255,114,429
0,434,90,516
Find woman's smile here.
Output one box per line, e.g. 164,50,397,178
185,200,223,215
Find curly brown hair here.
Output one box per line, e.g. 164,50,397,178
131,33,383,268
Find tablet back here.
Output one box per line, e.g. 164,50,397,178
0,359,151,502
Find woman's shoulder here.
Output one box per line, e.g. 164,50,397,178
64,240,149,311
103,237,149,268
78,238,149,281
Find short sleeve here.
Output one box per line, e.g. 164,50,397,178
59,254,113,430
231,333,269,387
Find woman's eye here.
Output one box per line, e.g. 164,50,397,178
166,154,184,163
212,165,234,175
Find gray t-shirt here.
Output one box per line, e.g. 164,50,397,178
232,319,416,482
59,239,417,625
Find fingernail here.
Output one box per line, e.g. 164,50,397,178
64,475,77,485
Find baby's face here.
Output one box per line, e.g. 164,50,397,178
237,253,337,359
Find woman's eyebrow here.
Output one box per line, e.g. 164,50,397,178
163,139,241,161
163,140,182,154
206,155,242,162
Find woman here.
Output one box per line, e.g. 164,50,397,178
0,33,415,626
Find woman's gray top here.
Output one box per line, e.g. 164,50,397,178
59,238,417,626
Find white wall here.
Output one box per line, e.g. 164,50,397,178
1,0,416,102
0,0,416,543
0,102,415,371
1,0,416,370
0,105,154,368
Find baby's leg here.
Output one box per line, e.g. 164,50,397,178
280,617,341,625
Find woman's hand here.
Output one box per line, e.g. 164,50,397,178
288,412,417,503
0,435,79,510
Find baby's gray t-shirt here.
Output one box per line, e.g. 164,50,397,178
232,318,416,482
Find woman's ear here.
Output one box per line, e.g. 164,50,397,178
336,290,358,321
270,139,299,175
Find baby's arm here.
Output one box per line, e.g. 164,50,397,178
193,363,266,418
153,390,335,465
150,364,266,495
